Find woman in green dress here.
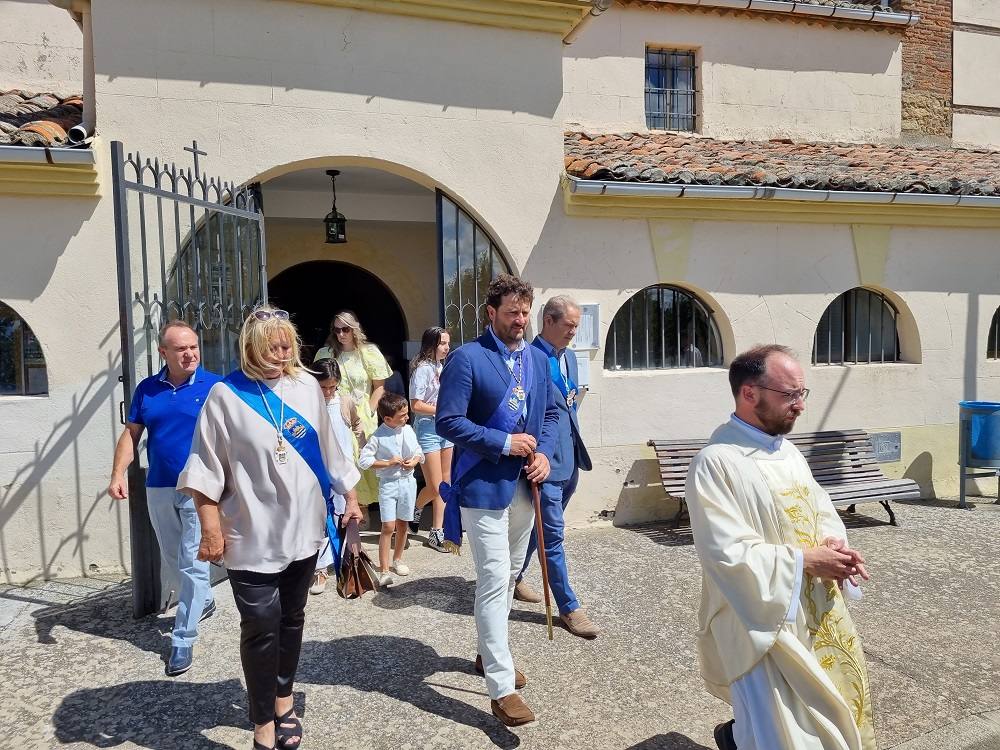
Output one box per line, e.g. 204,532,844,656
314,310,391,517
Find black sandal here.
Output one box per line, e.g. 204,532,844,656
253,740,274,750
274,709,302,750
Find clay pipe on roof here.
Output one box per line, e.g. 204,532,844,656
563,0,614,44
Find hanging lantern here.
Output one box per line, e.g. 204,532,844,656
324,169,347,244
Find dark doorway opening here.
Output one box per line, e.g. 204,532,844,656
267,261,408,376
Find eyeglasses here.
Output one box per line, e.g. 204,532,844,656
252,309,289,321
755,384,810,403
334,326,352,334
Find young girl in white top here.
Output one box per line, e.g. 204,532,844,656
310,358,364,594
358,392,424,585
408,327,452,552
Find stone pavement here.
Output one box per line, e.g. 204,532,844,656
4,498,999,750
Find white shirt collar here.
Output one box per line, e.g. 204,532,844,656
488,326,525,357
729,414,784,453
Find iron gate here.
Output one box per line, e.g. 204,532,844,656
111,140,267,618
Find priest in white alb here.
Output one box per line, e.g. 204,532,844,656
685,344,876,750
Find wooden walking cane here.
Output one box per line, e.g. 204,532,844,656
528,453,555,641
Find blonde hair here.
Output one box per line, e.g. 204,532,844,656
326,309,370,356
239,306,307,380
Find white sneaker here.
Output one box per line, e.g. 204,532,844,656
377,571,394,587
391,561,410,576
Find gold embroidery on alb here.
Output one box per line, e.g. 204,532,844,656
760,468,877,750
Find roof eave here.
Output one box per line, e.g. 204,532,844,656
563,176,1000,227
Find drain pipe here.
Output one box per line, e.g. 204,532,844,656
48,0,95,143
564,0,613,44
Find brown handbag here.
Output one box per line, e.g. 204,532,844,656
337,518,380,599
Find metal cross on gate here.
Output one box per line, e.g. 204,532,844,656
183,140,208,179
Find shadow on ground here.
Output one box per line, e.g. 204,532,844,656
22,581,167,656
297,635,522,748
626,733,713,749
627,506,891,549
52,678,247,749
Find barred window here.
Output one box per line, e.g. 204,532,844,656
813,288,900,365
0,302,48,395
988,307,1000,360
605,285,723,371
645,48,697,131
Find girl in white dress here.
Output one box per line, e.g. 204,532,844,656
309,358,364,595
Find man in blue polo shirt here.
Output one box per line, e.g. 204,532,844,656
108,320,222,676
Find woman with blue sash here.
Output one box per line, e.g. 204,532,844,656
178,307,363,750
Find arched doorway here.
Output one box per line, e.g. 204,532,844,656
267,261,408,374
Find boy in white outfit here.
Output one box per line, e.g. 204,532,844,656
359,392,424,585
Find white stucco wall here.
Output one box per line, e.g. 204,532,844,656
951,28,1000,150
954,0,1000,27
0,0,82,92
0,142,128,583
1,0,994,581
562,5,903,141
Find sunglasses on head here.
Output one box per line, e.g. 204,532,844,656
253,309,289,321
334,326,352,334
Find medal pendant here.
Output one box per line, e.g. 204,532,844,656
275,441,288,465
566,389,576,407
513,386,526,400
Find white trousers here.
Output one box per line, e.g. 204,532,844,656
461,481,535,699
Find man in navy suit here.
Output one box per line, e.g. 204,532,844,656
436,274,558,728
514,295,599,639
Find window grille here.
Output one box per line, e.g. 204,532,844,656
438,192,513,345
0,301,48,395
988,307,1000,360
604,285,723,371
645,48,697,131
813,288,900,365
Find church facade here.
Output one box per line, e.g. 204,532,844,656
2,0,1000,583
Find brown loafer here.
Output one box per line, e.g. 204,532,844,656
513,579,543,603
475,654,527,689
560,608,601,639
491,693,536,727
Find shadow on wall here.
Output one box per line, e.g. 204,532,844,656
612,457,680,527
0,199,98,302
0,343,126,585
903,451,936,499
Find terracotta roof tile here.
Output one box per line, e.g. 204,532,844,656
0,89,83,148
564,131,1000,196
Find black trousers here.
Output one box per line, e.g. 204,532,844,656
228,552,317,725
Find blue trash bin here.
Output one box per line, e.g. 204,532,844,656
959,401,1000,469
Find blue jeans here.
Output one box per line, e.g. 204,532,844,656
517,468,579,616
146,487,214,647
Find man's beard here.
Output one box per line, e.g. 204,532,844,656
754,404,798,436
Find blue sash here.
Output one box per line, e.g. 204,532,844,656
547,351,578,411
441,346,533,552
223,370,342,568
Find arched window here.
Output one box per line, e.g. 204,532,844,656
813,288,899,365
988,307,1000,360
0,302,48,395
605,285,723,371
439,192,513,345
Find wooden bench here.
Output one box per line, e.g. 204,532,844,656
648,429,921,527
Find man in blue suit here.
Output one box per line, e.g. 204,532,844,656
436,274,558,728
514,295,599,639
